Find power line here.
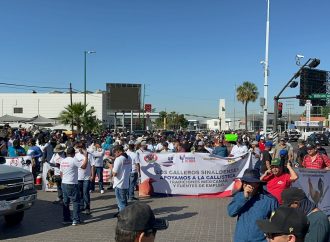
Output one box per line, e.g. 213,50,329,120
0,82,68,90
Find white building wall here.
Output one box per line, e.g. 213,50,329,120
206,119,220,131
0,93,105,120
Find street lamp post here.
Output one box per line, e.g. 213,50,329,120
262,0,270,135
84,50,96,114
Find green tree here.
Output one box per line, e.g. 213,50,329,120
154,111,188,130
58,102,99,133
236,81,259,131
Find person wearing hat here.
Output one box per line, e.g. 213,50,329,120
256,207,309,242
302,144,330,170
115,202,169,242
272,138,293,164
228,169,279,242
281,187,330,242
315,140,327,156
260,158,298,204
259,136,266,152
49,144,66,204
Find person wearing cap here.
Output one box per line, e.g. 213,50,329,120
272,138,293,164
302,144,330,170
260,158,298,204
315,140,327,156
259,136,266,152
229,138,248,157
49,144,66,204
126,141,140,202
113,145,132,211
196,140,209,153
256,207,309,242
296,140,308,167
281,187,330,242
228,169,279,242
60,147,88,226
115,202,168,242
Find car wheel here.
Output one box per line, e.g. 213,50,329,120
4,211,24,225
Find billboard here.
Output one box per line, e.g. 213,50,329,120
106,83,141,112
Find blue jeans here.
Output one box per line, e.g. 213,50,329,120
91,167,103,191
115,187,128,211
78,180,90,210
61,183,80,222
128,172,138,200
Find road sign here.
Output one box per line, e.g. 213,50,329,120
308,93,330,99
144,104,152,113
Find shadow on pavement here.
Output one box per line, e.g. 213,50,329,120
0,199,64,240
153,206,198,221
153,206,188,215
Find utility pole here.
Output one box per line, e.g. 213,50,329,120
142,84,145,130
70,82,73,132
234,84,236,130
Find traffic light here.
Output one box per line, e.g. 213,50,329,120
278,102,283,118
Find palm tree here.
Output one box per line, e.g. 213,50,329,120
58,102,97,133
236,82,259,131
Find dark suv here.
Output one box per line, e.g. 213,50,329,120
0,164,37,225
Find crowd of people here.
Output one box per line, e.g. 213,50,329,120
1,124,330,241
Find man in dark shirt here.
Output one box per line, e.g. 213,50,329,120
258,141,272,174
296,139,308,167
212,139,228,157
315,140,327,156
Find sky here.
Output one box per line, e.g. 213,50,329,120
0,0,329,119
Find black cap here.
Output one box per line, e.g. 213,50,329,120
116,203,169,232
239,169,264,183
256,207,309,239
281,187,306,206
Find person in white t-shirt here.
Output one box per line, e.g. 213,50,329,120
112,145,132,211
89,142,105,194
75,143,94,215
126,141,140,202
229,138,248,157
49,144,66,204
60,147,88,226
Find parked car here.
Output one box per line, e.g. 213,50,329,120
0,162,37,225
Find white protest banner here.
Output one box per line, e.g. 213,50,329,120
5,156,33,172
293,168,330,215
140,152,251,196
